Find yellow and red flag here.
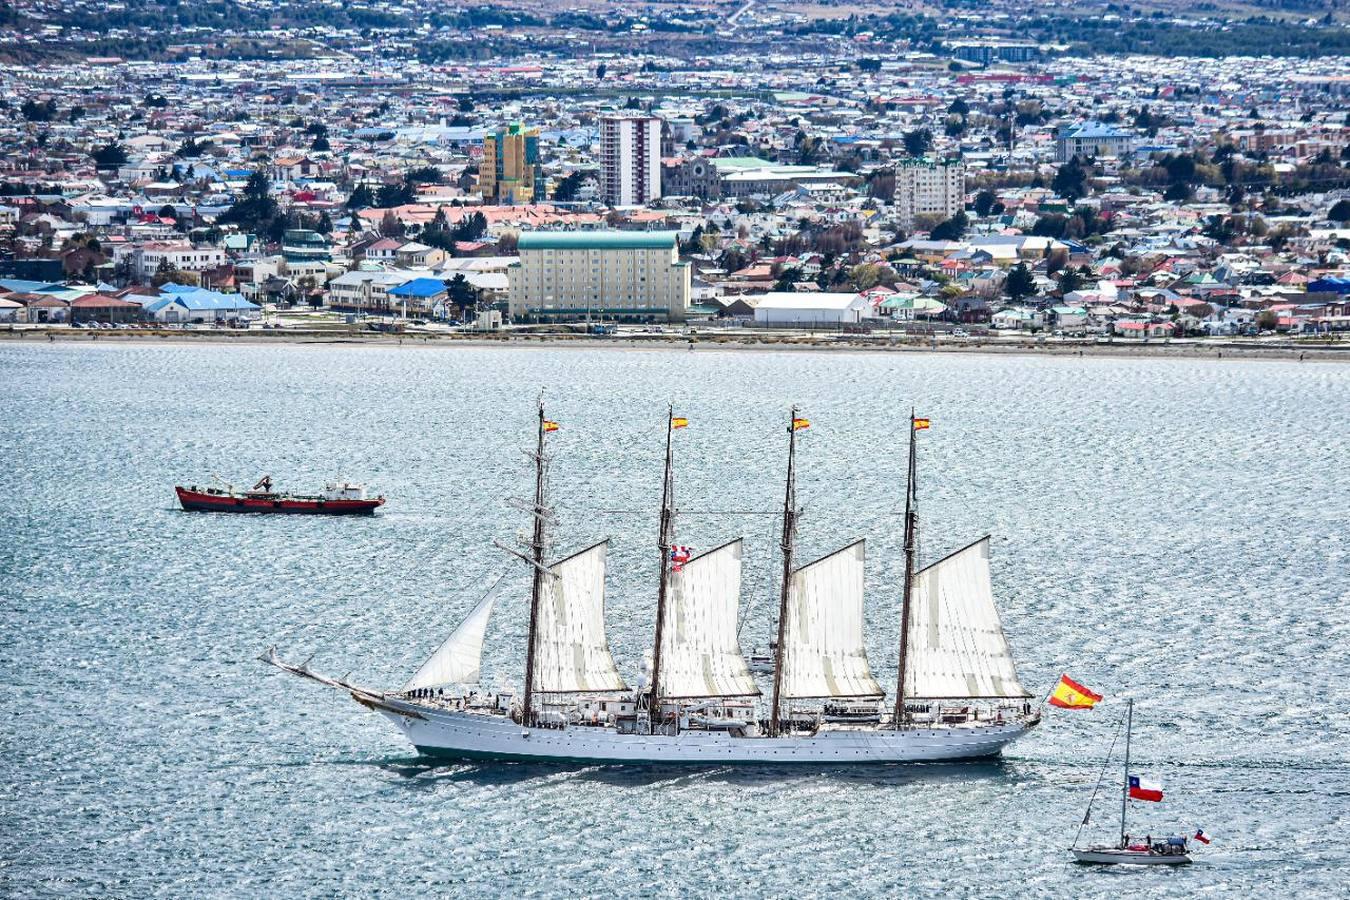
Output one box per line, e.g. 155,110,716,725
1048,674,1103,709
913,417,931,430
791,417,810,431
671,416,689,429
543,420,560,433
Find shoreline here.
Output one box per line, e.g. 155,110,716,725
3,326,1347,363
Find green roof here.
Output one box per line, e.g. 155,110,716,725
518,231,678,251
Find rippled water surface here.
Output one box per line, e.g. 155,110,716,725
2,341,1348,897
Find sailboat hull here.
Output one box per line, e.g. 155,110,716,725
1072,848,1192,866
373,701,1035,765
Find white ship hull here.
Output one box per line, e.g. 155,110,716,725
363,695,1036,765
1072,848,1192,866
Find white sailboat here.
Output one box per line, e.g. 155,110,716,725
1072,699,1195,865
263,405,1042,764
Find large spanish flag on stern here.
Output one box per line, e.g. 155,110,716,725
1049,674,1103,709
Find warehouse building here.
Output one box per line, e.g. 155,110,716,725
752,292,870,326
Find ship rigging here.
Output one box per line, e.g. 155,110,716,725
263,403,1041,764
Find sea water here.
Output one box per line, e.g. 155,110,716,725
2,341,1347,897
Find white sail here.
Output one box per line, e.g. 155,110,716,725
403,575,506,691
904,536,1031,699
781,540,883,699
534,540,628,693
659,539,760,698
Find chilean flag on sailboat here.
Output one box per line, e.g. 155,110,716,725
1128,775,1164,802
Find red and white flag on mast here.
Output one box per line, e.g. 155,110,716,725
1128,775,1164,803
670,546,692,571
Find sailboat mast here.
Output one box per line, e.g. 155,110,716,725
769,407,800,737
1120,698,1133,846
648,406,676,732
893,409,919,727
521,403,549,727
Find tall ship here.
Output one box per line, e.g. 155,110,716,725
265,405,1040,764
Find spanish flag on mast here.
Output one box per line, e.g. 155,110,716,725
1049,674,1103,709
791,417,810,431
543,420,560,433
671,416,688,429
913,417,931,431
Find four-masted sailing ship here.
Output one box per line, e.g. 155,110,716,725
264,404,1041,764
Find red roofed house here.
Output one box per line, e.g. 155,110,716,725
70,293,144,325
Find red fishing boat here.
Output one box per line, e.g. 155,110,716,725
175,476,385,515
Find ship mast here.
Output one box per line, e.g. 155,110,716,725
648,406,676,733
893,409,919,727
769,406,800,737
521,402,549,727
1120,698,1133,847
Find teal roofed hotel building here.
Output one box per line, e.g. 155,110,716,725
508,231,690,322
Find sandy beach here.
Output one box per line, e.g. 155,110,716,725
4,325,1347,362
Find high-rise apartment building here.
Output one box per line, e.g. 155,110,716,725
599,113,662,207
481,123,544,204
894,159,965,230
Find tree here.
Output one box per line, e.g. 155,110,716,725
448,211,489,244
552,170,586,202
445,273,477,311
1057,268,1084,295
1163,181,1192,202
311,135,330,152
158,204,177,220
929,212,968,241
849,263,882,291
595,62,607,80
379,211,404,237
175,137,208,158
1052,156,1089,201
152,257,182,287
406,166,442,185
1004,263,1035,301
774,266,802,292
376,182,415,207
902,128,933,158
1329,199,1350,223
857,58,881,72
1046,247,1069,275
216,171,278,235
973,190,998,218
92,142,129,170
948,97,970,117
20,99,57,122
1255,309,1278,331
346,183,375,210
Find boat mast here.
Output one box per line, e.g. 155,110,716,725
648,406,676,733
521,402,549,727
893,409,919,727
769,406,800,737
1120,698,1133,846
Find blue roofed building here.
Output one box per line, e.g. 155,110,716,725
141,284,260,323
1055,122,1136,163
387,277,448,316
